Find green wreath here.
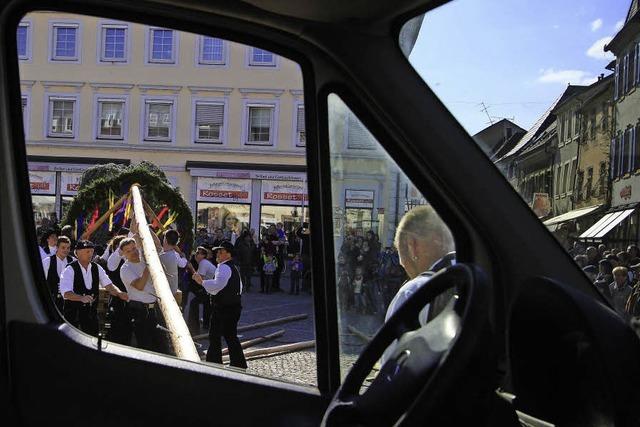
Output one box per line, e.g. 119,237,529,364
61,161,194,250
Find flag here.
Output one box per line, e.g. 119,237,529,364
152,206,169,228
88,205,99,227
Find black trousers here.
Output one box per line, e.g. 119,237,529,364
188,288,212,333
105,298,132,346
240,266,253,290
207,304,247,369
63,300,99,336
128,302,162,352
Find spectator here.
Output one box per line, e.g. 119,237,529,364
234,230,255,292
585,246,599,268
39,228,58,260
290,254,303,295
262,254,277,294
352,266,367,314
574,254,588,268
610,266,633,321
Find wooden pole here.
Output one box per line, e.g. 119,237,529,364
221,340,315,362
347,326,372,343
221,329,285,355
130,184,199,362
81,194,127,240
192,313,308,340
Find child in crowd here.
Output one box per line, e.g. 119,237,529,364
262,254,277,294
352,267,366,314
290,254,303,295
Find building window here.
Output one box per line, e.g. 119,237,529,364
574,111,580,135
295,105,306,147
17,22,29,59
567,111,573,139
100,25,127,62
194,102,224,143
599,161,607,196
249,47,276,66
48,97,76,137
629,48,636,94
562,163,570,194
585,167,593,200
199,37,225,64
21,96,28,136
246,105,274,145
97,99,124,139
619,131,626,178
149,29,175,63
611,136,617,179
555,165,562,196
52,24,79,61
576,169,584,200
636,122,640,171
144,101,173,141
590,109,596,139
629,127,636,173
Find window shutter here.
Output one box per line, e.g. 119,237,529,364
620,131,626,177
195,103,224,126
636,43,640,86
631,50,637,90
629,128,635,173
615,61,620,100
296,106,305,133
611,137,617,179
347,113,376,149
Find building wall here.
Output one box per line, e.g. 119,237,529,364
552,99,580,216
574,82,613,210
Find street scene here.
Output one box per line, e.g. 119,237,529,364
22,0,640,388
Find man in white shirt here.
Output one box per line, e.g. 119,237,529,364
59,239,128,336
42,236,74,310
119,229,164,352
186,247,215,333
158,229,188,298
193,241,246,368
39,229,58,260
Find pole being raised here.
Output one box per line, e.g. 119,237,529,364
130,184,199,362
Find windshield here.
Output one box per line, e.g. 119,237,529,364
403,0,639,322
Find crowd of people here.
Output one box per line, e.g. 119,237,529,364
337,230,408,315
571,242,640,322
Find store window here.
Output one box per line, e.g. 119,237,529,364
196,203,251,239
30,171,57,229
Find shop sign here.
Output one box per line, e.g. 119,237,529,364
60,172,83,196
197,177,251,202
261,180,309,205
190,168,305,182
532,193,551,218
345,189,374,209
621,185,632,201
29,171,56,195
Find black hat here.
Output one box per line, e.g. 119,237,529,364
75,239,95,250
211,240,234,255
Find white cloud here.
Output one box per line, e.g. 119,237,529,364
586,36,615,60
615,20,624,31
538,69,598,85
591,18,603,31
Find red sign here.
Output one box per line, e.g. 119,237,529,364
264,192,308,201
31,182,50,191
199,189,248,199
67,183,80,192
621,185,632,201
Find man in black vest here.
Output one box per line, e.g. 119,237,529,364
59,239,128,336
192,241,247,368
42,236,74,311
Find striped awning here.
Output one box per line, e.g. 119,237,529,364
579,208,636,239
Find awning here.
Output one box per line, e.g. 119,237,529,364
543,205,602,228
579,208,636,239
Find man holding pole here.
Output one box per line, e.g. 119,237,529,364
59,239,128,336
192,241,247,369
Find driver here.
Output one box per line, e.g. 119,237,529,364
381,205,455,363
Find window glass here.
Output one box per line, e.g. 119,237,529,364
19,12,315,387
17,24,28,58
248,106,272,144
98,101,124,138
102,27,126,61
201,37,224,64
402,1,639,325
328,94,456,379
49,99,74,136
53,26,77,59
151,29,173,62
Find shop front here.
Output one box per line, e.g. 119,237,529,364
344,189,375,235
188,162,308,238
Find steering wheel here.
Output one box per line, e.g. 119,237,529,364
322,264,492,426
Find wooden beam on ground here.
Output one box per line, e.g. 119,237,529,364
130,184,199,362
222,340,315,362
348,326,372,343
81,194,127,240
192,313,308,340
222,329,285,355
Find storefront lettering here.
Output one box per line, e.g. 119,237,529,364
31,182,50,191
200,189,249,199
67,183,80,192
621,186,632,201
264,192,308,201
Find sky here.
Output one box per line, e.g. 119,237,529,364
408,0,631,135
